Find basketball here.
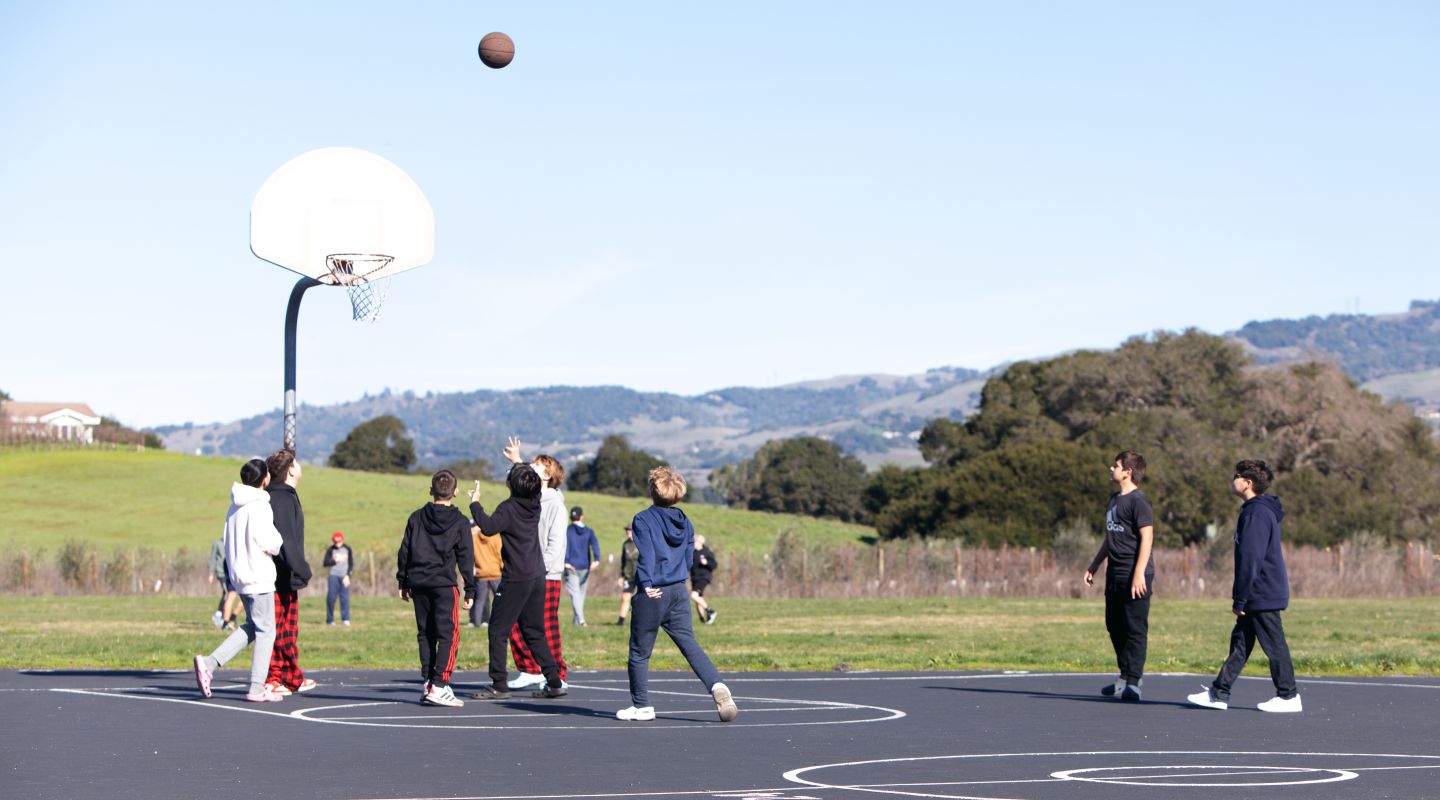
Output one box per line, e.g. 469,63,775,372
478,32,515,69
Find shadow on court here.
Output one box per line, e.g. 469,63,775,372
924,683,1196,709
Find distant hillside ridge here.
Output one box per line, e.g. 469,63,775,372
1234,299,1440,383
155,367,988,475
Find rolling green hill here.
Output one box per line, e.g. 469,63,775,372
0,448,873,558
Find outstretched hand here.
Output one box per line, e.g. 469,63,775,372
503,436,523,465
467,480,481,504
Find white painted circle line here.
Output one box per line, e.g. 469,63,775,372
1050,765,1358,787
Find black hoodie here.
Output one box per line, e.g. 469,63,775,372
396,503,477,600
269,483,312,592
470,495,544,582
1233,494,1289,612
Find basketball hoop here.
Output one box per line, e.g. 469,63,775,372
325,254,393,322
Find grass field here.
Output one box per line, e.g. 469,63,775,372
4,595,1437,676
0,448,872,558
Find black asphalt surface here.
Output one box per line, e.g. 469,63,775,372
4,669,1438,800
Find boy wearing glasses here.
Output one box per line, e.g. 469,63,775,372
1188,460,1301,713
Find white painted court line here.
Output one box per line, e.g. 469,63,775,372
337,706,837,721
52,688,300,721
784,750,1440,800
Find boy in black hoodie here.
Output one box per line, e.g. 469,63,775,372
397,470,477,708
467,464,566,700
1188,460,1302,713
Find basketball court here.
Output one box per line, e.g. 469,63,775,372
5,669,1438,799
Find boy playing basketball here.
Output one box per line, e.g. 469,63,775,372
396,469,476,708
1084,450,1155,702
618,467,737,722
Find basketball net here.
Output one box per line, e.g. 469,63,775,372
325,254,393,323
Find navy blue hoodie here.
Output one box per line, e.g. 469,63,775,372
631,505,694,589
1232,494,1289,612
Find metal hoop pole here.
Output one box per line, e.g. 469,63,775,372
283,276,324,450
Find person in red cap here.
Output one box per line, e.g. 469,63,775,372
323,531,355,625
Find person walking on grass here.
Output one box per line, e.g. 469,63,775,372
207,535,239,630
265,448,316,696
1188,460,1302,713
193,459,285,702
564,506,601,627
690,534,719,625
323,531,354,626
500,438,570,690
1084,450,1155,703
468,465,566,701
397,470,476,708
618,466,737,723
614,524,638,626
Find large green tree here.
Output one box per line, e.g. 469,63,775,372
329,415,417,473
568,435,668,497
870,330,1440,546
712,436,868,522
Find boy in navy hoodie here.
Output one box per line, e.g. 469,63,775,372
617,467,738,722
1188,460,1302,713
397,470,476,708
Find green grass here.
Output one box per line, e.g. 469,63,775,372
0,448,872,559
5,595,1439,675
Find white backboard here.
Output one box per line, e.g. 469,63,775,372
251,147,435,281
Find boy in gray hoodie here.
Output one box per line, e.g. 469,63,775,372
617,467,737,723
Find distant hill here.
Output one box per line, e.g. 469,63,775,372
154,298,1440,474
155,367,989,478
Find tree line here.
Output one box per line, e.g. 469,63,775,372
326,330,1440,547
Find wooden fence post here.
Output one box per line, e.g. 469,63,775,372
21,553,29,591
877,547,885,584
954,546,963,583
368,550,377,596
90,552,99,589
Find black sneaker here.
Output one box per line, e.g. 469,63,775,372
705,608,717,625
470,686,511,700
1121,683,1142,702
532,683,568,699
1100,677,1124,697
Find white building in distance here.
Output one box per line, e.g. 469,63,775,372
3,401,102,443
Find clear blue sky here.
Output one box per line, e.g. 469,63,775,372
3,1,1437,428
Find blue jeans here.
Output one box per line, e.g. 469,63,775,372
326,574,350,623
627,581,722,707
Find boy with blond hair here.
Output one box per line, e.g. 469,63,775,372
617,466,737,722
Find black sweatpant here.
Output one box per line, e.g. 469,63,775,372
1104,575,1151,684
1211,609,1297,701
412,586,461,687
486,576,560,690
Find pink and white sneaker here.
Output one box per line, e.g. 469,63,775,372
245,686,285,703
193,656,212,699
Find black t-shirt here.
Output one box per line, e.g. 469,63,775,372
1104,489,1154,579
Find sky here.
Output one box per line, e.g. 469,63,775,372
2,1,1437,429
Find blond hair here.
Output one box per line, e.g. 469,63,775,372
648,466,687,507
532,454,564,489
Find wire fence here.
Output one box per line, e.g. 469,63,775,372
5,534,1435,600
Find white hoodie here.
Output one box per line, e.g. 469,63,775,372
224,482,285,595
539,487,568,581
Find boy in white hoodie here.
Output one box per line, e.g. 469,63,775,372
193,459,286,702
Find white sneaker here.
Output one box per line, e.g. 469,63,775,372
424,684,464,707
211,610,224,628
712,682,738,722
616,705,655,721
510,672,545,689
1187,687,1228,710
1257,694,1302,713
420,680,431,700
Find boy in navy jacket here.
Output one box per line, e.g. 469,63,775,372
617,467,737,723
1188,460,1302,713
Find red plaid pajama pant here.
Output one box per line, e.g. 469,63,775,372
510,578,567,680
267,590,306,689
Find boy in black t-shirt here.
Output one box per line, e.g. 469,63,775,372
1084,450,1155,702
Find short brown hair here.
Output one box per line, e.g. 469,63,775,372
648,466,687,507
266,448,296,484
430,469,457,500
532,454,564,489
1115,450,1147,484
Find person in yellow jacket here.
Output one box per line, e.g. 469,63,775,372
470,522,504,627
